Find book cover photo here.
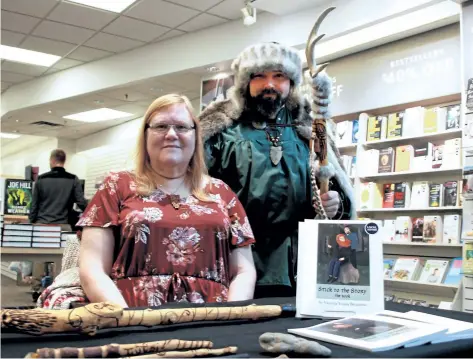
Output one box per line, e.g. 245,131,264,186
297,220,384,319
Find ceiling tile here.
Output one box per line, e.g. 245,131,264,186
207,0,243,20
1,82,12,91
67,46,113,61
44,67,61,75
103,16,169,42
47,2,117,31
32,20,95,44
164,0,221,11
126,0,199,28
1,0,58,18
1,10,41,34
1,71,35,83
21,36,77,56
177,13,227,32
155,29,186,42
74,94,126,108
52,58,84,70
85,32,144,52
1,30,26,46
101,88,150,102
1,61,48,76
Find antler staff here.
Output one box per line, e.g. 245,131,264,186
2,302,295,336
306,7,336,201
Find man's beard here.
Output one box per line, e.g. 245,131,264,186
246,88,284,119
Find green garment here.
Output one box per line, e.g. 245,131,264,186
205,107,315,288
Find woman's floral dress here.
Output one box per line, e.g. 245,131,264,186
77,171,255,307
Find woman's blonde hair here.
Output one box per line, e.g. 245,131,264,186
134,94,209,201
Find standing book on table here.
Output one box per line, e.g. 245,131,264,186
296,220,384,319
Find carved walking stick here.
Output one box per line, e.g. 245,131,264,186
119,347,238,358
305,7,336,218
2,302,295,336
32,339,213,358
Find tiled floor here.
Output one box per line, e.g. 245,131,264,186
1,275,36,307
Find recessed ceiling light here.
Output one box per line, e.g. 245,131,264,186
0,132,21,139
63,108,134,123
65,0,139,13
48,110,52,114
0,45,61,67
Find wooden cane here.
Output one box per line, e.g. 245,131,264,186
2,302,295,336
120,347,238,358
32,339,213,358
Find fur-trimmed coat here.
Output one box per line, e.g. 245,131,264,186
199,88,356,220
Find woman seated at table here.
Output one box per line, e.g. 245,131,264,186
78,94,257,308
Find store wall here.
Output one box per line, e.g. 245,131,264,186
1,138,58,177
326,23,461,116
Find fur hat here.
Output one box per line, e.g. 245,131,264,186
231,42,302,95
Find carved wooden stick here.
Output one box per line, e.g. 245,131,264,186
33,339,213,358
120,347,237,358
2,302,295,336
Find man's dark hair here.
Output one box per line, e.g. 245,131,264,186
50,149,66,164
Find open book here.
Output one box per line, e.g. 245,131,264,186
288,313,447,352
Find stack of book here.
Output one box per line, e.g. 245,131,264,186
1,223,33,247
32,225,62,248
288,307,473,352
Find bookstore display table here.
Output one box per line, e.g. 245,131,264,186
2,297,473,358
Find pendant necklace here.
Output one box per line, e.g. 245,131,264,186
158,179,185,210
265,126,283,166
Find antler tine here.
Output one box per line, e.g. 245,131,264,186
305,6,336,78
313,62,329,79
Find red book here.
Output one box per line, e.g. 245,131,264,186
382,183,394,208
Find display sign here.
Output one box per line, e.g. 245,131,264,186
296,220,384,319
309,24,461,116
200,74,234,112
4,179,33,215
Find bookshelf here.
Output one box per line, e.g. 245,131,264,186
335,98,465,308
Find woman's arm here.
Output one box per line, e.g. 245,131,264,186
79,227,128,308
228,245,257,301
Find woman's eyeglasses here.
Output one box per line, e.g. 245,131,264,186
147,123,195,134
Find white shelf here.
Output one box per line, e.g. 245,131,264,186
383,242,462,247
337,144,357,151
363,129,462,148
384,279,458,297
359,206,462,212
359,167,462,180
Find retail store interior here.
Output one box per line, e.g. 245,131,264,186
1,0,473,357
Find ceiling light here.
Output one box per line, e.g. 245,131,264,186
0,132,21,139
206,66,220,72
241,4,256,26
63,108,134,123
0,45,60,67
65,0,139,13
300,0,459,62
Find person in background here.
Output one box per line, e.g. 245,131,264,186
78,94,256,308
199,42,355,298
29,149,88,229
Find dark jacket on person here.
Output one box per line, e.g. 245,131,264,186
29,167,88,225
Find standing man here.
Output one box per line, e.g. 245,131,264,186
344,225,359,269
199,41,355,298
29,149,88,229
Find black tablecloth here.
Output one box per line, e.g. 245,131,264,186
2,297,473,358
